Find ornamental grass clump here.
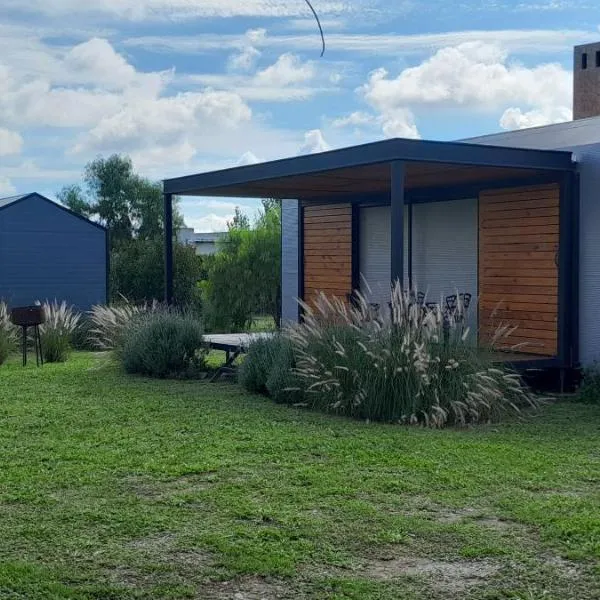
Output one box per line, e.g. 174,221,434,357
289,282,538,427
39,301,81,363
88,299,160,352
0,301,17,365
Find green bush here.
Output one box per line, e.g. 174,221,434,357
577,365,600,404
0,301,17,365
285,283,539,427
39,301,81,363
120,311,207,378
239,335,301,404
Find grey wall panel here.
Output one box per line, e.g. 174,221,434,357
281,199,300,324
464,116,600,149
412,198,478,332
359,206,408,305
0,195,107,310
573,145,600,365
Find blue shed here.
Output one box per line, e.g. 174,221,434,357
0,193,108,310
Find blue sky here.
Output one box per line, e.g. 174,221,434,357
0,0,598,230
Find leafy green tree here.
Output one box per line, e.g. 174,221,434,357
59,154,190,304
203,203,281,332
58,154,183,249
111,239,203,309
228,206,251,230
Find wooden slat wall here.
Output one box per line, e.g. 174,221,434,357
303,203,353,305
479,183,559,355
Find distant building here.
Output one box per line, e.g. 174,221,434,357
574,41,600,120
177,228,227,256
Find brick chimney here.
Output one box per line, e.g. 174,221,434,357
574,42,600,119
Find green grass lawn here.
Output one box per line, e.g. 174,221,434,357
0,353,599,599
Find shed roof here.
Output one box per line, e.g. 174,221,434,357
0,192,106,231
163,137,576,200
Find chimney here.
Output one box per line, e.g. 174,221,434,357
574,42,600,120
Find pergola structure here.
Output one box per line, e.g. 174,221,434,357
163,137,579,370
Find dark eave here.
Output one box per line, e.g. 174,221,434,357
163,137,575,198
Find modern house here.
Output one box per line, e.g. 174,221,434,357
177,228,226,256
162,41,600,371
0,193,108,310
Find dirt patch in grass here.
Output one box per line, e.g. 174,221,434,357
199,576,296,600
123,473,218,501
361,556,499,593
401,499,527,532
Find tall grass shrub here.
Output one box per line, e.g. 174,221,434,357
0,301,17,365
39,301,81,363
121,310,207,378
89,299,160,352
273,283,538,427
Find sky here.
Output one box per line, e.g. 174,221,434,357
0,0,599,231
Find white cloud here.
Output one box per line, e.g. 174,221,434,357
359,42,570,135
74,89,252,154
299,129,330,154
0,38,166,130
0,176,16,196
254,53,315,87
228,46,261,72
332,111,376,128
124,28,597,57
285,17,348,31
379,109,420,139
0,128,23,156
360,43,571,109
500,106,573,130
331,109,420,139
130,141,197,172
4,0,351,20
237,151,261,166
185,214,233,233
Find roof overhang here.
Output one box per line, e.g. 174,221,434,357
163,137,575,200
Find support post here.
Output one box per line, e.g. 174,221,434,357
557,173,576,368
390,161,405,288
407,202,413,290
164,192,174,305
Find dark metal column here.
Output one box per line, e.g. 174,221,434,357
557,172,576,368
407,202,413,290
164,192,174,305
390,161,405,287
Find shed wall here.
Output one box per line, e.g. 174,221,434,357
0,195,107,310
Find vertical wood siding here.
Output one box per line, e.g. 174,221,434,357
303,203,353,304
479,183,559,355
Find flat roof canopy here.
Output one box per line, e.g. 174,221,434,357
163,137,575,200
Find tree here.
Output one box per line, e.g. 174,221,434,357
203,203,281,332
58,154,184,249
58,154,191,306
57,184,91,218
228,206,251,230
111,238,203,308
